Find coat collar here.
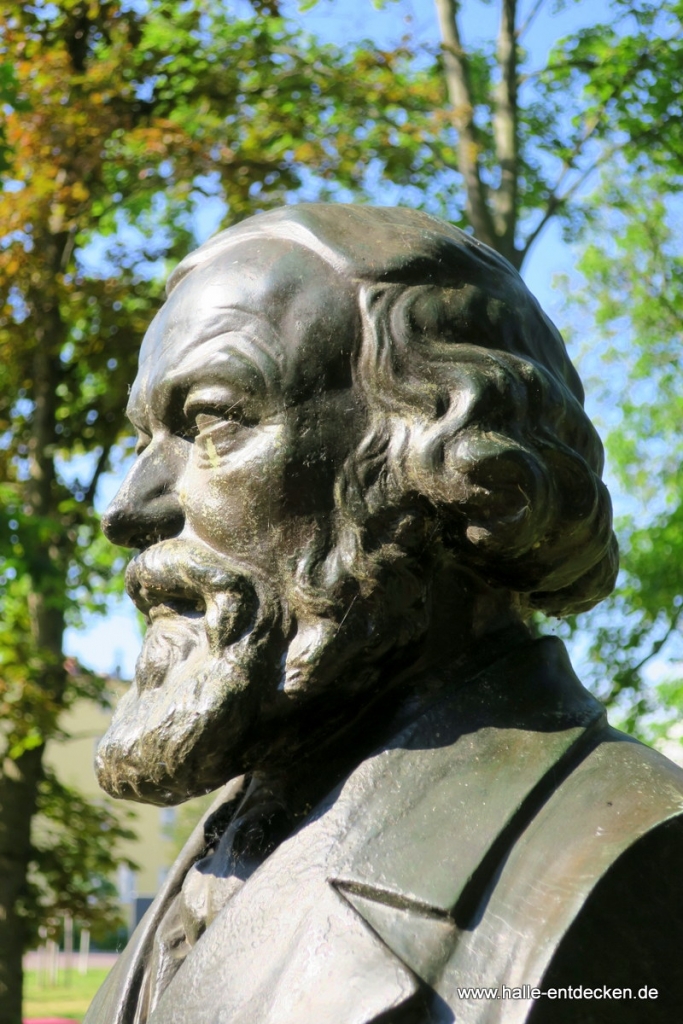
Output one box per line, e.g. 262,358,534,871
326,637,605,983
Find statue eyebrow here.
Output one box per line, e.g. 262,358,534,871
146,347,273,434
171,337,277,396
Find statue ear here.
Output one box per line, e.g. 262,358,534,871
393,368,614,606
402,413,552,578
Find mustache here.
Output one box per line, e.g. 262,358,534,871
125,538,261,654
125,538,252,606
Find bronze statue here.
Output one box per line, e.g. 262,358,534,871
86,205,683,1024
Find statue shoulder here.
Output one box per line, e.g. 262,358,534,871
525,732,683,1023
438,728,683,1023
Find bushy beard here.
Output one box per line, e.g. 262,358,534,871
95,539,286,805
96,529,431,806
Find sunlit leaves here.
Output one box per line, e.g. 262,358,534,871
563,165,683,743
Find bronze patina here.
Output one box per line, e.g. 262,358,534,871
86,205,683,1024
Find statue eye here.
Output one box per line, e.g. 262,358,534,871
194,411,231,432
180,401,250,441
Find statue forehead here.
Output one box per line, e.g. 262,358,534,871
134,236,360,408
166,205,583,404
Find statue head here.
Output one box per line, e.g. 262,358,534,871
97,204,617,805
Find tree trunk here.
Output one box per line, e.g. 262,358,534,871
434,0,497,250
0,748,44,1024
0,248,68,1022
492,0,520,266
434,0,524,269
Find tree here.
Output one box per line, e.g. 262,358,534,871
296,0,683,271
0,2,381,1017
557,165,683,740
2,0,683,1019
20,768,138,950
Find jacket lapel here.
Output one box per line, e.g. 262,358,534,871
147,801,423,1024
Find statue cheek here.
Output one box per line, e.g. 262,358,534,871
178,427,290,559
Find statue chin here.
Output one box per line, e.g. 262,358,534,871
95,612,275,805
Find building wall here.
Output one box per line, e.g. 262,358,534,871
45,686,209,931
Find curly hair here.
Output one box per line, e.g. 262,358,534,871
169,204,618,617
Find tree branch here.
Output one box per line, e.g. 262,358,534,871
522,58,599,83
518,101,628,262
433,0,497,248
520,106,681,261
518,194,562,263
518,151,602,258
519,140,620,259
83,443,113,507
517,0,547,40
520,29,675,241
609,605,683,701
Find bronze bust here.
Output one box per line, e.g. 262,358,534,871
86,205,683,1024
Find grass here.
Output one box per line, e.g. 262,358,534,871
23,968,111,1022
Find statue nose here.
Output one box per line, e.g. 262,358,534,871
101,492,185,549
101,443,186,549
